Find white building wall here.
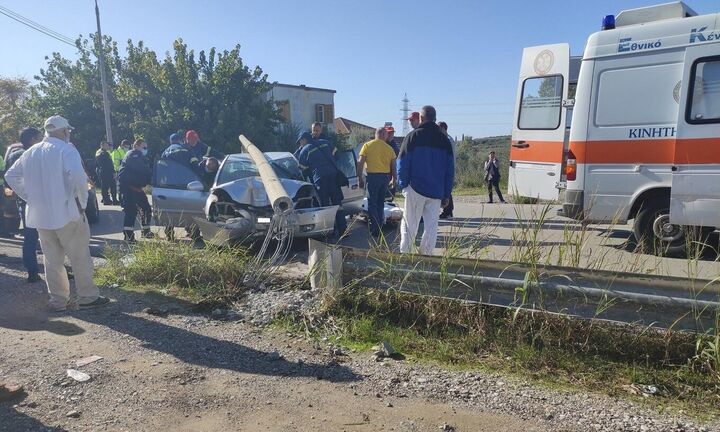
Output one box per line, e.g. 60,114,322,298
266,85,335,132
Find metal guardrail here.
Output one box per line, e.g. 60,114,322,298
329,245,720,333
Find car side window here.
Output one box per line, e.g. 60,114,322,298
154,159,201,189
335,150,357,179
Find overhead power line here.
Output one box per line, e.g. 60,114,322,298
0,5,76,47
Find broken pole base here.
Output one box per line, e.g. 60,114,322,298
308,239,342,290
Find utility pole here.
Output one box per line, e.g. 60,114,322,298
400,93,410,136
94,0,113,144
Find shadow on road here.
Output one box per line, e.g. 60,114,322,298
67,287,360,383
0,394,67,432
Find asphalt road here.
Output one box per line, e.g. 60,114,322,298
85,195,720,280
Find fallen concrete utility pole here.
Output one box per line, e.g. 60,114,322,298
311,242,720,333
238,135,293,215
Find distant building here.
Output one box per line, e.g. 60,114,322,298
266,83,336,132
334,117,374,136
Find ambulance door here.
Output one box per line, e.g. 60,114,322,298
509,44,570,201
670,46,720,229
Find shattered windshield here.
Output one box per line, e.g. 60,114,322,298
217,156,303,184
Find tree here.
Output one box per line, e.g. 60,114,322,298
27,35,281,159
0,78,32,147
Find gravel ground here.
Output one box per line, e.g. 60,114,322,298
0,238,718,432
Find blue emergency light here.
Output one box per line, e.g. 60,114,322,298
602,14,616,30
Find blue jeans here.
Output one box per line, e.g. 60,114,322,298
315,175,347,236
366,173,390,234
18,203,39,274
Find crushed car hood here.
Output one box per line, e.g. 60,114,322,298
213,176,309,205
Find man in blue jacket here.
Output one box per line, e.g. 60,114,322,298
397,105,454,254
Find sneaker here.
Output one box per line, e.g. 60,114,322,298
27,273,41,283
79,296,110,308
141,230,155,239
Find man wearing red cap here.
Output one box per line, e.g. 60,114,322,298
407,112,420,130
384,126,399,156
184,130,224,162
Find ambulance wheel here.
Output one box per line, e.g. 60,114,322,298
633,200,708,256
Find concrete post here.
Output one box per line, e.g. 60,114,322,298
308,239,343,290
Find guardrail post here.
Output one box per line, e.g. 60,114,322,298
308,239,342,290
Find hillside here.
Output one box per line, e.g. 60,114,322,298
454,135,510,192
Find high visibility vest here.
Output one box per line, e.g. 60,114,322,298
111,148,127,171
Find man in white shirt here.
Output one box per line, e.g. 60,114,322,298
5,115,108,312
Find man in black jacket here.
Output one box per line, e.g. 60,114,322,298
118,139,153,242
95,141,118,205
5,127,43,282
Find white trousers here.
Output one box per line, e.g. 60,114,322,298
37,219,98,308
399,186,441,255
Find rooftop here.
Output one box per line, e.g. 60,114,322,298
271,83,336,94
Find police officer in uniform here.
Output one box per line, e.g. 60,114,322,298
95,141,118,205
296,131,346,237
118,140,153,242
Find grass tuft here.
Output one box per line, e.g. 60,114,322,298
96,241,256,303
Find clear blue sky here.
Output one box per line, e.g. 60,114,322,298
1,0,718,138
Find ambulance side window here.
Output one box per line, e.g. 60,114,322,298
518,75,563,130
687,57,720,124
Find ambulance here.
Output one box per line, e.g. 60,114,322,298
509,2,719,255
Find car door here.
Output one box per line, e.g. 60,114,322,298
509,43,570,201
152,159,209,227
334,149,364,214
669,46,720,228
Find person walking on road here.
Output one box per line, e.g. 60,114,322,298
118,139,153,243
5,115,108,311
4,127,43,282
397,106,454,255
484,151,506,204
95,141,118,205
438,121,456,219
357,127,397,236
297,132,347,237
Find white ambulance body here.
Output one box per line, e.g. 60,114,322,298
511,2,720,255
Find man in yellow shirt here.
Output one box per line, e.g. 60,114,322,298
357,127,397,236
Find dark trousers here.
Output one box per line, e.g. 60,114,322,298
366,173,390,234
18,203,38,275
121,188,152,231
487,179,505,203
99,174,117,204
0,192,6,235
315,176,346,236
440,194,454,217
